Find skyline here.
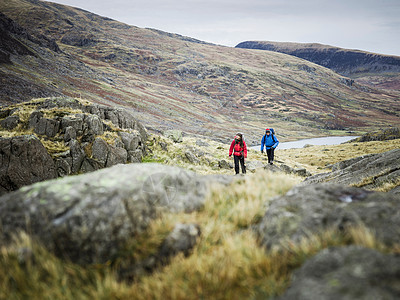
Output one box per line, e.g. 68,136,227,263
44,0,400,56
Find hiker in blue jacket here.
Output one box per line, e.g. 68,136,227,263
261,128,279,165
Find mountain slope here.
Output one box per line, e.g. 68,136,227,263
236,41,400,90
1,0,399,144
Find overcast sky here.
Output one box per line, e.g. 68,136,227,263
44,0,400,56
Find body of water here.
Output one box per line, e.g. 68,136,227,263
251,136,359,150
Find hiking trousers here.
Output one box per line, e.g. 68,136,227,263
266,148,275,163
234,155,246,174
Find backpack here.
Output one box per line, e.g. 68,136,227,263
264,128,277,143
268,128,275,135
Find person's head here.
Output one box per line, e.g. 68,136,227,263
265,129,271,135
235,133,243,145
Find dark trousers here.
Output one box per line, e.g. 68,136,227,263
234,155,246,174
266,148,275,163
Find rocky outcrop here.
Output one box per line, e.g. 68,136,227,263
0,97,148,194
280,246,400,300
0,163,232,264
349,127,400,142
256,184,400,250
305,149,400,192
0,135,57,195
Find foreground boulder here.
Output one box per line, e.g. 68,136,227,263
0,135,57,195
256,184,400,250
0,163,232,264
280,246,400,300
305,149,400,192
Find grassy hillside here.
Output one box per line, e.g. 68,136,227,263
236,41,400,90
0,0,399,144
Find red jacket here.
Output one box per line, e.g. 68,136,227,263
229,140,247,158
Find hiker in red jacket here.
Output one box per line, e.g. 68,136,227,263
229,133,247,174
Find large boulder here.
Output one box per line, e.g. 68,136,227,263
164,130,183,143
280,246,400,300
0,135,57,195
256,184,400,250
0,163,232,264
305,149,400,192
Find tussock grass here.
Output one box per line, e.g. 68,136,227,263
1,170,397,299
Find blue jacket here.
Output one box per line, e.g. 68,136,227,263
261,134,279,151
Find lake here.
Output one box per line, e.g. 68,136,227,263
250,136,359,150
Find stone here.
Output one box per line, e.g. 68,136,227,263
195,139,210,147
69,139,85,173
164,130,183,143
305,149,400,192
0,163,227,264
84,114,103,135
245,160,265,172
256,183,400,250
185,151,199,164
0,135,57,195
60,116,84,134
128,149,143,163
279,246,400,300
106,146,128,167
54,156,72,177
218,159,232,169
0,115,19,130
119,131,140,151
34,117,60,137
64,126,77,142
158,223,201,258
28,111,43,129
92,137,108,165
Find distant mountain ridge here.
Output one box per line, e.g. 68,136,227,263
236,41,400,89
0,0,399,143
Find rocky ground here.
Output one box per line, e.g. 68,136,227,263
0,101,399,299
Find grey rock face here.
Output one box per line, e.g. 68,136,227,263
92,137,108,164
256,183,400,250
218,159,232,169
0,115,19,130
0,135,57,195
305,149,400,191
63,126,77,142
185,150,200,164
245,160,265,172
69,139,86,173
84,114,103,135
0,98,148,189
279,246,400,300
34,117,60,137
0,163,219,263
280,164,312,177
106,145,128,167
119,131,141,151
60,116,84,134
164,130,183,143
159,223,201,258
